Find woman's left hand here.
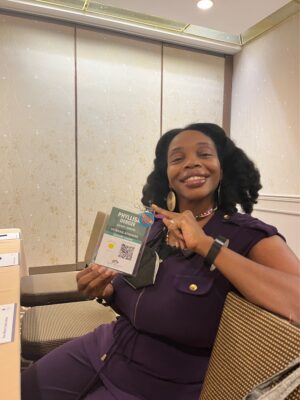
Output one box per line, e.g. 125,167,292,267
151,204,211,254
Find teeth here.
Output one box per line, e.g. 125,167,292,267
185,176,206,182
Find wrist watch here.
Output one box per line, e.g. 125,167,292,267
204,235,229,270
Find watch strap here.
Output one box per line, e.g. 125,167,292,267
204,235,228,267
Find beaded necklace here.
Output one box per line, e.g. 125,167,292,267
194,205,218,221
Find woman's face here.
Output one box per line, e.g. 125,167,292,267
167,130,222,209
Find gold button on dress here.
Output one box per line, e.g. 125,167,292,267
189,283,198,292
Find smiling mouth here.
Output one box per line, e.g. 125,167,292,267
183,175,207,183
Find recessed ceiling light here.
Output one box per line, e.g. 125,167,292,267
197,0,214,10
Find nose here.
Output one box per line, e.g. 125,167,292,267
184,155,202,168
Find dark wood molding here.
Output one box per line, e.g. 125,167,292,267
222,55,233,136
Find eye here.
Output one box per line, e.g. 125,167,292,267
172,157,183,162
169,154,184,164
199,152,213,158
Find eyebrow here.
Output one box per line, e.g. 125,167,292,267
168,142,214,155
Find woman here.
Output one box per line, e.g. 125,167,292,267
22,123,300,400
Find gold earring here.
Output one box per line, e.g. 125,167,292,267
166,190,176,211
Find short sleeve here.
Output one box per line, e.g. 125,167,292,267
219,213,286,256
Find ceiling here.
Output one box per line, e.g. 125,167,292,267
97,0,292,36
0,0,299,54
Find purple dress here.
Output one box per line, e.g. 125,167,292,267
22,211,283,400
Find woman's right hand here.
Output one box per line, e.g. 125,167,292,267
76,264,118,299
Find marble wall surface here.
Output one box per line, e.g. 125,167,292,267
231,13,299,255
231,13,299,195
162,45,224,132
0,14,76,267
76,29,162,260
0,13,225,267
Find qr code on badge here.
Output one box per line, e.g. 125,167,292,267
118,243,135,261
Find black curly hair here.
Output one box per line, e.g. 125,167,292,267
141,123,262,214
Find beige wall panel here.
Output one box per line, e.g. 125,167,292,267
77,28,161,260
253,195,300,257
0,14,76,267
231,14,299,195
162,46,225,132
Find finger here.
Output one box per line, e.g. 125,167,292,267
179,239,187,250
163,218,177,229
169,229,185,241
80,272,115,298
91,264,107,274
77,267,108,291
76,265,94,281
77,263,118,290
76,263,105,281
173,229,184,241
102,283,114,298
76,270,98,287
151,204,177,219
163,220,184,240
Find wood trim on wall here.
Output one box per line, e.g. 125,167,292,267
254,193,300,216
160,43,164,137
258,194,300,202
74,25,79,264
222,54,233,135
254,208,300,217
